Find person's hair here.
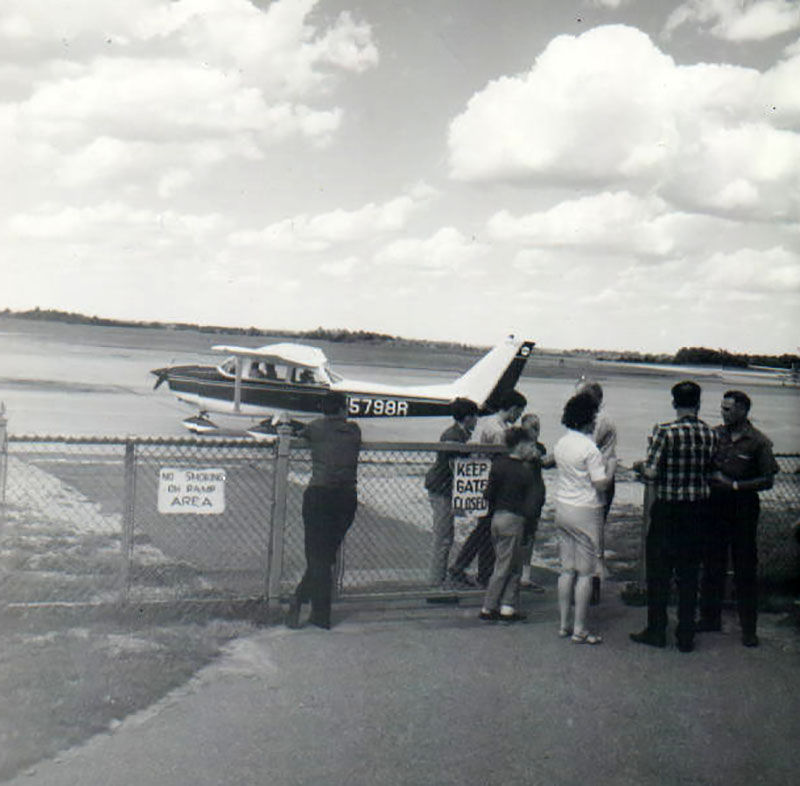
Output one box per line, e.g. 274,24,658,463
450,397,479,422
521,412,540,430
723,390,751,413
321,391,348,415
499,389,527,411
671,380,701,409
576,379,603,404
561,391,599,431
505,426,532,450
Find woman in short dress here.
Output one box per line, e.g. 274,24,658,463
553,391,617,644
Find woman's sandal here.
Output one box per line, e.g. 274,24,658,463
571,630,603,645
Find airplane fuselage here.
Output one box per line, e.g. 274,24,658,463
151,337,535,432
156,364,453,420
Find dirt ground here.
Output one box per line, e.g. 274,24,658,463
1,593,799,786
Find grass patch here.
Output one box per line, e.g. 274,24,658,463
0,610,256,781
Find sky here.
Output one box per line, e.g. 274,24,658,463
1,0,799,354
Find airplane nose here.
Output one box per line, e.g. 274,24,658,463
151,368,170,390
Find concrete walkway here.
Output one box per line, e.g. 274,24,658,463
9,587,800,786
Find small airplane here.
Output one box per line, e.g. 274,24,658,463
151,335,535,437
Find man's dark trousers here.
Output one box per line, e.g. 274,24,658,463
295,485,357,623
451,515,495,585
646,499,707,642
699,490,760,635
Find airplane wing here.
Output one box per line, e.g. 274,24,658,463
211,343,328,369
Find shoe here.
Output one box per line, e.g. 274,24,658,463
676,637,695,653
448,569,476,587
571,630,603,645
499,611,527,623
629,629,666,648
742,633,759,648
479,609,501,622
558,628,572,638
285,597,303,629
521,580,546,593
694,618,722,633
308,613,331,630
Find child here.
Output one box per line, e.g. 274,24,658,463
479,427,540,622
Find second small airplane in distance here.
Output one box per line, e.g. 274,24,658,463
151,334,535,437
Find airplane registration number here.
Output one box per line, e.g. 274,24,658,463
348,397,409,417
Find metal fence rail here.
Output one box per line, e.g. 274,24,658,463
1,427,798,612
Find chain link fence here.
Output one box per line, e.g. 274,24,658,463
1,428,798,612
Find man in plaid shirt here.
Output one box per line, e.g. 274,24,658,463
630,380,718,653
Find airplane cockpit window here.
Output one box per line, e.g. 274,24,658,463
291,367,324,385
249,361,280,380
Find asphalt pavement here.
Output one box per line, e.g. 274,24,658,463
8,583,800,786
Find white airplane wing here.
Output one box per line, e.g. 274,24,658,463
212,343,328,369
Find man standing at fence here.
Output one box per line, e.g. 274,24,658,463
424,398,479,588
696,391,778,647
449,390,527,587
630,381,717,653
286,391,361,630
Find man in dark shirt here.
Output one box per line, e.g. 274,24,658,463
631,381,718,652
286,391,361,630
424,398,479,587
697,390,779,647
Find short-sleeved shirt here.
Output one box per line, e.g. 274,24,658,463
472,413,508,445
483,454,539,519
554,429,607,509
644,415,717,502
713,421,779,482
594,415,617,462
424,421,471,496
300,415,361,489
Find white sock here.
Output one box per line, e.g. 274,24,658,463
500,604,515,616
521,565,532,582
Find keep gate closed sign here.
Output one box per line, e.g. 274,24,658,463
451,457,490,516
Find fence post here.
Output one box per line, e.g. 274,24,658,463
119,440,136,606
266,422,293,622
0,403,7,507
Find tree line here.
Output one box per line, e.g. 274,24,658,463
0,308,476,352
3,308,796,369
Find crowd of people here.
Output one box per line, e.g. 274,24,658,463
285,382,779,653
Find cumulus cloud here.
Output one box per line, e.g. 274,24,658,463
232,184,437,252
588,0,632,8
488,192,680,257
0,0,377,197
664,1,800,42
7,202,228,243
699,247,800,291
319,256,359,277
448,24,800,220
375,227,488,275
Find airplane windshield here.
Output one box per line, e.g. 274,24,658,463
325,365,342,383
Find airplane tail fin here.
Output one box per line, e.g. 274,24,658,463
453,336,535,412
